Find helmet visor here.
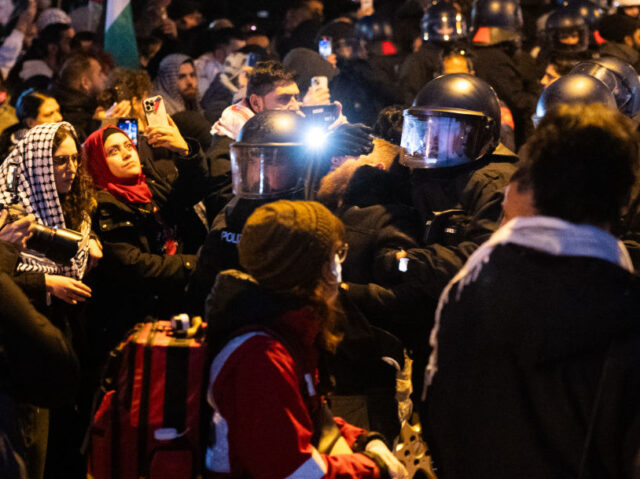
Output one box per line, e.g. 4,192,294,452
400,109,495,168
571,63,633,113
230,144,306,198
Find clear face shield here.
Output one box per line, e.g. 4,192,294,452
400,108,496,169
425,13,467,42
230,144,307,199
571,63,636,114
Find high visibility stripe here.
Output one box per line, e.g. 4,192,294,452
208,332,270,404
286,448,327,479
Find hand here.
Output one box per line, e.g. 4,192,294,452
45,274,92,305
366,439,409,479
0,210,34,249
145,115,189,156
87,238,103,272
326,53,338,69
105,100,132,118
303,86,331,106
326,123,374,158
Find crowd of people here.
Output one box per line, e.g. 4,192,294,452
1,0,640,477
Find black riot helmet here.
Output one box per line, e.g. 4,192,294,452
571,57,640,117
565,0,603,29
545,6,590,53
533,72,617,125
471,0,523,45
230,111,310,199
421,1,468,43
400,73,501,168
354,14,394,43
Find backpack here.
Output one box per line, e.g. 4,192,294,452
86,320,208,479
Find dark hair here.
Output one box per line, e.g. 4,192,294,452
98,68,152,108
247,60,296,97
53,125,96,229
57,54,97,89
374,105,405,145
520,103,638,226
16,89,51,123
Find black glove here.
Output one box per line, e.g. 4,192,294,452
326,123,374,158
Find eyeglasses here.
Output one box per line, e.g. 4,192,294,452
53,154,79,167
336,243,349,263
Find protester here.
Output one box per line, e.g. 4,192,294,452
424,103,640,478
0,122,97,479
205,199,408,479
0,89,62,161
83,120,203,351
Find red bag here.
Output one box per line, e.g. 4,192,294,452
87,321,208,479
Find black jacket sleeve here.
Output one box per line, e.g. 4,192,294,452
0,267,79,407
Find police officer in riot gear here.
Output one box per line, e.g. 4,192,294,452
471,0,539,147
398,0,469,104
533,72,617,125
188,109,374,315
342,74,518,401
571,56,640,118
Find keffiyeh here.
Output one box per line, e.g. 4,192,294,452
0,122,91,279
152,54,201,115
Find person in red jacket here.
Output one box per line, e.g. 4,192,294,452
205,200,407,479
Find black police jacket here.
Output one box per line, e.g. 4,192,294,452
397,43,444,105
473,45,540,147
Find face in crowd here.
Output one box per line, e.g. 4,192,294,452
53,133,79,195
177,61,198,102
27,97,62,128
249,81,302,113
103,132,142,180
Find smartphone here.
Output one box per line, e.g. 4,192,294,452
247,52,260,67
310,76,328,92
300,103,340,128
117,118,139,146
143,95,169,128
319,37,332,59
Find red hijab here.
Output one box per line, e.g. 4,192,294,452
84,126,153,204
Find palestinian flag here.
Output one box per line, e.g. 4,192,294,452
104,0,139,70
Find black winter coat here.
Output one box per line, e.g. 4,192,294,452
424,240,640,479
397,43,444,105
473,45,539,147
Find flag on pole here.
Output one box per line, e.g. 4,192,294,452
104,0,139,70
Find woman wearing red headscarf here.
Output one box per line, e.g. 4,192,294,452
83,119,199,349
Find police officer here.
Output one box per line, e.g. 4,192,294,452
398,0,469,104
343,74,518,398
471,0,539,146
571,56,640,118
533,72,617,125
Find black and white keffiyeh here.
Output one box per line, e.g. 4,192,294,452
0,122,91,279
152,53,202,115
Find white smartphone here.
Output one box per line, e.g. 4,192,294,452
143,95,170,127
310,76,328,92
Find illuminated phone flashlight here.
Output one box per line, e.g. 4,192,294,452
305,126,329,150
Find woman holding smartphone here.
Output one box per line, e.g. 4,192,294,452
83,117,205,351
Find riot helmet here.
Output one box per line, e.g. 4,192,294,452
421,1,468,43
471,0,523,45
533,72,617,125
545,6,590,53
230,111,309,199
400,73,501,168
566,0,604,29
354,15,397,55
571,56,640,116
354,15,394,43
